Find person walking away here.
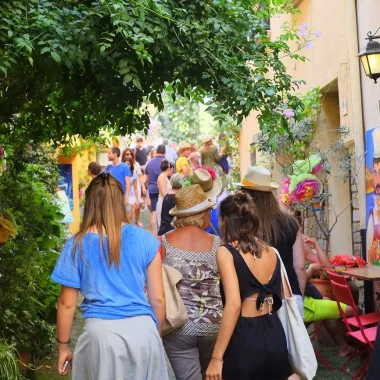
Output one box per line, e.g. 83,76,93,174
105,147,131,209
163,138,178,165
123,156,140,221
176,141,195,176
206,191,292,380
145,144,166,236
199,136,225,170
51,174,168,380
237,167,306,318
88,162,102,179
162,185,222,380
157,173,184,236
122,148,147,227
156,159,174,231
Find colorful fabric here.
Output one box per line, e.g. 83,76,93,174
162,234,222,336
303,296,347,322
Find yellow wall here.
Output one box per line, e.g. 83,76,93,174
58,147,97,234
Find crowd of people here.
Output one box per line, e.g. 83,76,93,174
50,134,373,380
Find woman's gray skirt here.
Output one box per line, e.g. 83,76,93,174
72,315,169,380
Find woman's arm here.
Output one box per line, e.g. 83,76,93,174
206,246,241,380
57,286,78,375
146,252,166,335
303,236,330,267
133,179,139,208
157,174,167,197
293,232,307,296
138,173,147,195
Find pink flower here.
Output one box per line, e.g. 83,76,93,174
292,178,322,203
311,162,323,174
0,147,4,161
283,109,295,118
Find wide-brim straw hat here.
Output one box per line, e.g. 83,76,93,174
192,168,222,199
178,142,196,155
170,184,216,217
235,166,279,192
203,135,214,143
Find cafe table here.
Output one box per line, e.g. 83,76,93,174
343,265,380,313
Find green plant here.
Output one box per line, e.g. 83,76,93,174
0,1,315,148
0,340,20,380
0,143,66,361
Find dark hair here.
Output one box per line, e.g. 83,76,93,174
121,148,136,163
123,156,134,173
156,144,166,154
219,191,263,257
160,159,173,172
241,188,299,246
88,161,102,176
163,138,169,145
110,146,120,157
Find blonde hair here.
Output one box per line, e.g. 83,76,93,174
72,173,128,270
173,210,209,229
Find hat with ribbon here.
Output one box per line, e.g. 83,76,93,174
235,167,279,192
170,185,216,217
192,168,222,199
178,141,196,155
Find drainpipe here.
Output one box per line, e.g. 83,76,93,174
346,0,366,257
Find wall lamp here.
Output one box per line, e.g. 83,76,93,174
359,27,380,83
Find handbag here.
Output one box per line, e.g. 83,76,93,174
274,248,318,380
161,264,188,336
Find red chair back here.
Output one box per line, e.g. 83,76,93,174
330,279,373,346
326,269,348,286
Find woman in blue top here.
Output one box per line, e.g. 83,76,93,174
51,173,168,380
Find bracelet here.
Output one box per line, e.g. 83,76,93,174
56,337,71,345
212,355,224,363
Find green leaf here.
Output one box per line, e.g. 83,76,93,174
133,77,142,91
8,30,13,37
28,57,33,66
123,74,132,83
40,46,50,54
51,51,61,63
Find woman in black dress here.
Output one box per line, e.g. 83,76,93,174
206,192,291,380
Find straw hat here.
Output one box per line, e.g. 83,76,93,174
170,173,184,189
170,185,216,217
235,167,279,192
203,136,214,143
178,141,196,155
192,168,222,199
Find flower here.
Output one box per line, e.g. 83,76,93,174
315,30,322,39
289,173,322,204
283,108,295,118
311,162,323,174
0,146,4,161
305,41,315,50
298,22,308,37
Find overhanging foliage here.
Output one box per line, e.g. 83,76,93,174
1,0,305,145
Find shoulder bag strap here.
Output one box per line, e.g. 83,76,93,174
209,222,220,237
272,247,294,298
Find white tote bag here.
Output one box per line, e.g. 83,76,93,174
274,248,317,380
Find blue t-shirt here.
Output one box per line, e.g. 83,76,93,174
145,156,165,194
105,163,132,194
51,225,160,325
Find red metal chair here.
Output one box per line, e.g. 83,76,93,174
330,279,378,379
327,270,380,328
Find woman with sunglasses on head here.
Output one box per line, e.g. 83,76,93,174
122,148,146,227
156,159,174,231
51,173,167,379
206,191,291,380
